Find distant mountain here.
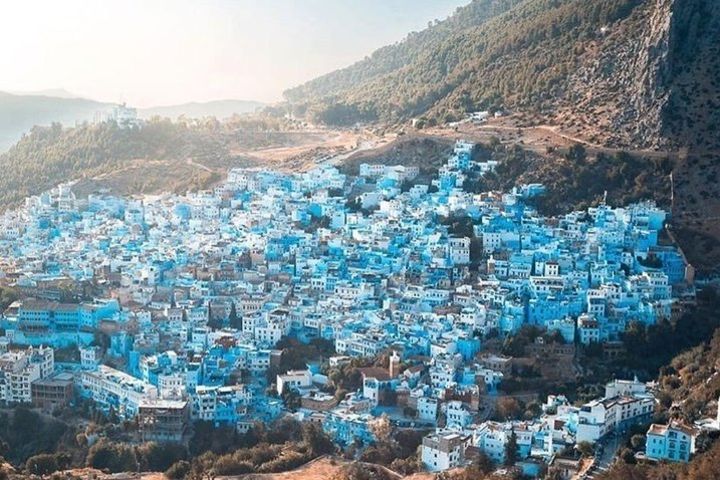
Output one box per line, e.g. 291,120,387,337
6,88,82,99
138,99,265,120
0,91,113,151
285,0,720,152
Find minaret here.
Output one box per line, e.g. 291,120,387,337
389,351,401,378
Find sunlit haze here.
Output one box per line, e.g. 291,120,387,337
0,0,467,106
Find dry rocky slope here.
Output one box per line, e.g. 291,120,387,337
286,0,720,153
556,0,720,152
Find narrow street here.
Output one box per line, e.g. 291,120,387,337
583,433,622,479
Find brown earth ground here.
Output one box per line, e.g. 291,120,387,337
54,457,437,480
425,114,699,159
71,128,389,199
216,456,436,480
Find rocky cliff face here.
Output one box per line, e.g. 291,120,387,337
551,0,720,152
634,0,673,147
553,0,676,149
661,0,720,152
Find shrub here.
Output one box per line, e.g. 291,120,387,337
25,453,58,476
212,456,254,476
165,460,191,479
86,440,138,473
137,442,187,472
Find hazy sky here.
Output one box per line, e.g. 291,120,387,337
0,0,468,107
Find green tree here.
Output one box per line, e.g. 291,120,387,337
0,287,18,311
495,397,523,421
504,429,518,466
301,422,335,456
86,440,139,473
630,434,646,451
566,143,587,164
281,384,301,411
165,460,191,479
25,453,59,476
207,302,223,330
229,302,241,329
137,442,187,472
619,447,636,464
576,441,594,457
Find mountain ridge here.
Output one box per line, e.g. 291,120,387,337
0,91,112,151
284,0,719,152
137,99,265,120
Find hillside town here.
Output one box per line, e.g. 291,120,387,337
0,140,704,477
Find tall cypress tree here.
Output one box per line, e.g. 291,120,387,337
229,302,241,329
505,429,518,466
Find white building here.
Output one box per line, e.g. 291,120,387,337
80,346,103,369
445,400,473,429
449,237,471,265
158,373,186,399
110,103,140,128
276,369,312,395
79,365,158,419
577,314,600,345
473,421,533,464
0,346,54,404
192,384,252,427
359,163,386,177
604,378,647,398
576,382,654,443
474,422,511,463
418,396,439,422
422,431,471,471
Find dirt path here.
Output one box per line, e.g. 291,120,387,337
235,129,377,169
186,157,213,172
428,118,698,160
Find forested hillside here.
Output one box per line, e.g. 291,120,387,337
0,116,294,208
285,0,720,151
285,0,523,107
